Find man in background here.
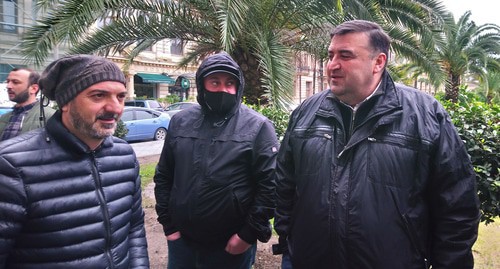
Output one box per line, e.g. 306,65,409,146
0,68,55,141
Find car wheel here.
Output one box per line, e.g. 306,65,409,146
154,128,167,140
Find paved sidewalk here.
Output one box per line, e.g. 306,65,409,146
130,140,164,158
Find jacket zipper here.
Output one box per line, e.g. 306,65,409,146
337,106,400,158
337,108,355,158
389,189,428,268
90,152,115,269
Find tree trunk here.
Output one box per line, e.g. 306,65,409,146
445,72,460,103
231,47,268,106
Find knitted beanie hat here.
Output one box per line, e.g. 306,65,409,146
39,54,126,108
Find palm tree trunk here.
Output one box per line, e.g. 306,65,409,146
232,48,268,106
446,73,460,103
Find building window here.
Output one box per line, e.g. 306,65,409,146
1,0,17,33
170,38,183,55
0,63,24,82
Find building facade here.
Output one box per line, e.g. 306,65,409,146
0,0,198,103
1,0,322,107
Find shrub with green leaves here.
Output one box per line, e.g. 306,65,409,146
114,120,128,139
158,95,180,105
245,103,290,141
438,92,500,224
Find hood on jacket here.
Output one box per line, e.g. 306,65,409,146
195,52,244,116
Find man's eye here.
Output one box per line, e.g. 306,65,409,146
92,94,105,98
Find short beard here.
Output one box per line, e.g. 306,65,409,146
11,88,30,104
70,109,117,140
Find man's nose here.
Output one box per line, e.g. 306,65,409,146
105,97,124,112
327,58,340,70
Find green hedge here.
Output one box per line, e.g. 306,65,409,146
246,104,290,142
437,92,500,224
114,120,128,139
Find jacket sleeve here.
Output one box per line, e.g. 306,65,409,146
0,112,10,135
153,135,177,236
0,156,27,267
273,112,298,253
428,109,480,268
127,166,150,268
237,119,279,244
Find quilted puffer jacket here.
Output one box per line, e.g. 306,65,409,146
274,72,480,269
0,111,149,268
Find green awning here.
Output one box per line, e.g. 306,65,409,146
136,73,175,84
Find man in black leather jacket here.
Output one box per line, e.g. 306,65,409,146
0,55,149,268
154,52,279,269
274,20,480,269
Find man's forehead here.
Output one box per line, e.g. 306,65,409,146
83,81,127,92
329,33,371,52
8,69,30,79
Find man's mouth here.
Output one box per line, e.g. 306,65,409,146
97,113,118,122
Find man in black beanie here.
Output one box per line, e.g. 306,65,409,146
0,54,149,268
154,52,279,269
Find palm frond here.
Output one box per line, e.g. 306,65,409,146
252,30,295,109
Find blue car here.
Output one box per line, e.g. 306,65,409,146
0,107,12,115
121,107,170,142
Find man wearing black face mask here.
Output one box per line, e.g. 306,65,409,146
154,52,279,269
202,68,238,116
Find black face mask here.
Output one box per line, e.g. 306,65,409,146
204,91,237,115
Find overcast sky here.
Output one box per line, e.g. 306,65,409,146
440,0,499,26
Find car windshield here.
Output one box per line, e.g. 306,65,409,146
148,101,162,109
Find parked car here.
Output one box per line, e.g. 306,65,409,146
0,106,12,115
125,99,165,111
120,107,170,142
164,102,198,116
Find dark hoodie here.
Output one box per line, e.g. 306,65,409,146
196,51,244,119
154,52,279,248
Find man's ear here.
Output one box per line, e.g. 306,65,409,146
373,53,387,74
30,84,39,95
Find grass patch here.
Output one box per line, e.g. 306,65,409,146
139,162,157,208
140,162,156,189
474,219,500,268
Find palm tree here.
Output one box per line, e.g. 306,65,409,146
21,0,447,108
435,11,500,102
477,71,500,104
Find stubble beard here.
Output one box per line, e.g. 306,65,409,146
70,109,116,140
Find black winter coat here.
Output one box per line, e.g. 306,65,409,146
154,52,279,247
0,112,149,268
274,73,480,269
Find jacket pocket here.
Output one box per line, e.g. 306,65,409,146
290,126,333,176
367,133,422,188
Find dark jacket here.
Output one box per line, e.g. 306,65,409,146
274,72,480,269
0,101,55,137
0,111,149,268
154,52,279,247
